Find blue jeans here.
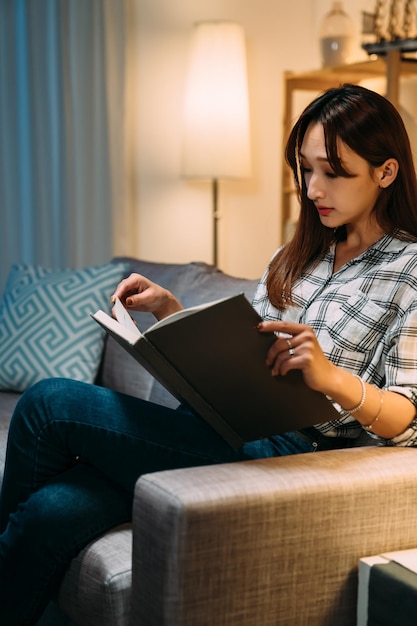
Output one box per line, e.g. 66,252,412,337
0,377,322,625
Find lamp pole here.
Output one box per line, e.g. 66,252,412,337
212,178,219,267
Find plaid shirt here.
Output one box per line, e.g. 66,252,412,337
252,233,417,446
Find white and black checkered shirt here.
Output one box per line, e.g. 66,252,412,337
252,233,417,446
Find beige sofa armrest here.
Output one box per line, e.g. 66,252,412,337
130,447,417,626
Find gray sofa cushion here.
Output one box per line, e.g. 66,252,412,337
57,524,132,626
0,392,20,483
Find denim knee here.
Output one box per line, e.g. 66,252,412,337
10,377,91,435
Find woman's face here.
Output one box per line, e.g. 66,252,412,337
300,122,382,231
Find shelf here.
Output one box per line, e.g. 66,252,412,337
363,39,417,55
284,58,387,89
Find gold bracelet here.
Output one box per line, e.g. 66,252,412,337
362,389,384,432
345,375,366,414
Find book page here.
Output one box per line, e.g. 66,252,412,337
114,297,141,335
92,309,142,344
144,295,239,333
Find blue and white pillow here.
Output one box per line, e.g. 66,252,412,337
0,262,128,392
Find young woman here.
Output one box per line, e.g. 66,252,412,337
2,84,417,624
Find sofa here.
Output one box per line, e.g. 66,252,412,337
1,257,417,626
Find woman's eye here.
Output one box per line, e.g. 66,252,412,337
325,171,337,179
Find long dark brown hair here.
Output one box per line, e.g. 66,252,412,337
267,83,417,310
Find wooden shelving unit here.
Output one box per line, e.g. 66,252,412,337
281,52,417,242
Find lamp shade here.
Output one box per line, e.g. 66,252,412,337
182,21,251,179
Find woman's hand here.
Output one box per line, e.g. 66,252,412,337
258,320,417,439
111,273,183,321
258,320,339,396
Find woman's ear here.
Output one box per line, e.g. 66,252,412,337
377,158,399,188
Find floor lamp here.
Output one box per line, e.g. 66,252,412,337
182,21,251,268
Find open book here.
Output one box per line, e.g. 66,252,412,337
92,294,339,449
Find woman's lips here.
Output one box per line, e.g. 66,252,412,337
317,206,334,216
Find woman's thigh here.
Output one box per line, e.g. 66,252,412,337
2,377,318,508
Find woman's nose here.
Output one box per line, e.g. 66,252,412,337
307,174,325,201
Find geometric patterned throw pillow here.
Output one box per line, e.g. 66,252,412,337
0,262,128,392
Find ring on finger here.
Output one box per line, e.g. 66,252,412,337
286,338,295,356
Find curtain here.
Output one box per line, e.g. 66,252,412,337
0,0,134,293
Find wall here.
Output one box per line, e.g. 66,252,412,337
126,0,417,279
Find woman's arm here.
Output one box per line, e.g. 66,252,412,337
111,273,184,321
258,320,416,440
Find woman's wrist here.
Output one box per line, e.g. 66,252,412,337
331,373,415,439
343,375,366,414
361,388,384,431
327,372,387,433
154,291,184,320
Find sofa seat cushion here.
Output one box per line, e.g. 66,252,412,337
0,391,20,484
57,524,132,626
